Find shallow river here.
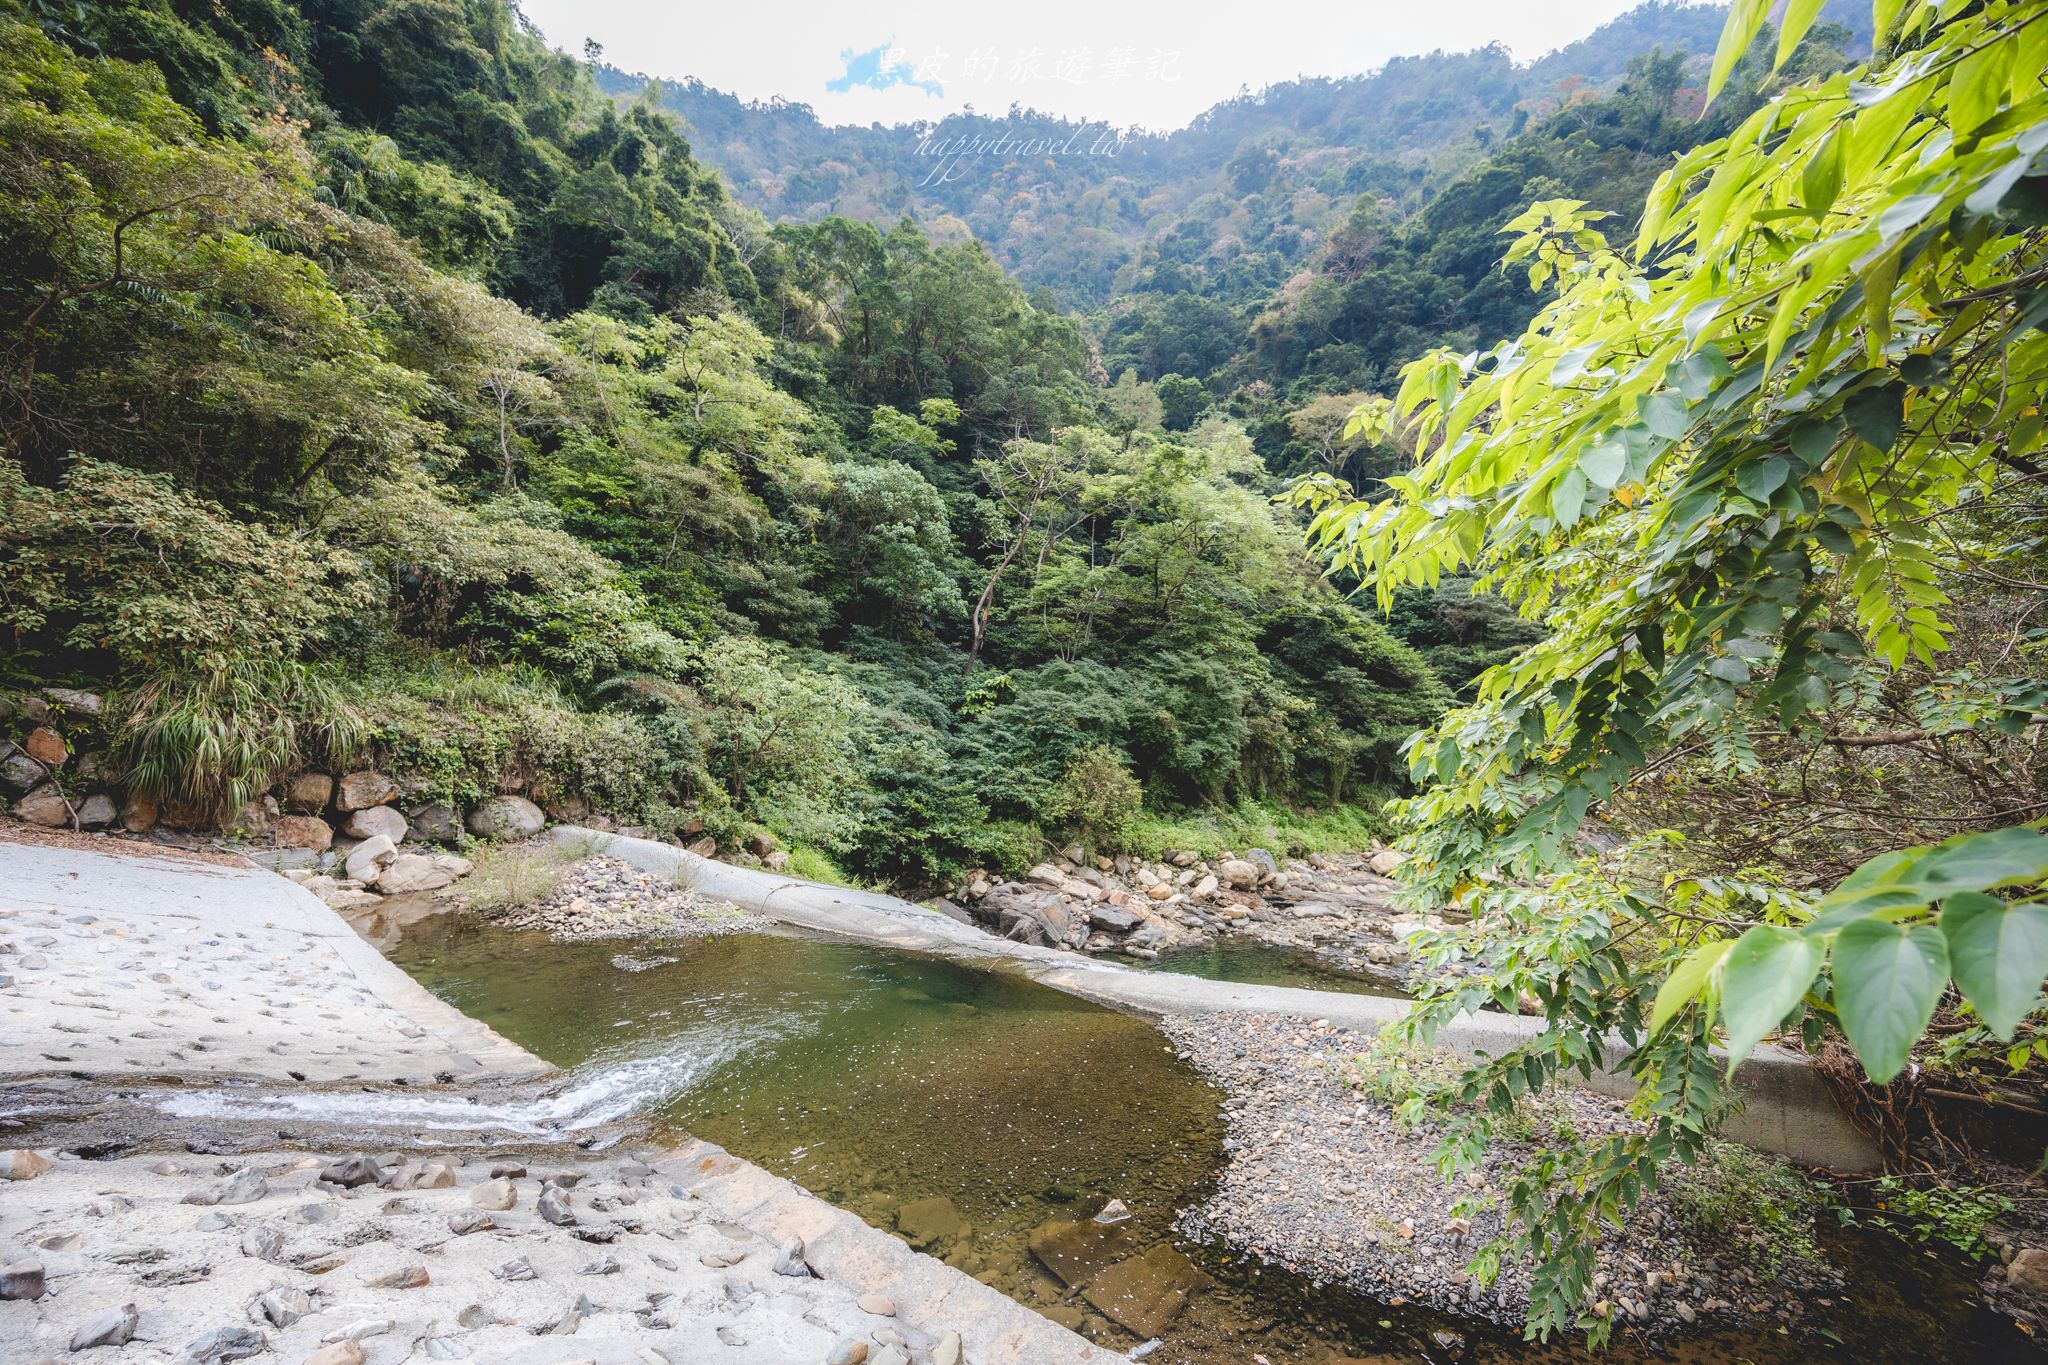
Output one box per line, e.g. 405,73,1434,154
384,914,2024,1364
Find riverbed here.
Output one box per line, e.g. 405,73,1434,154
382,910,2028,1364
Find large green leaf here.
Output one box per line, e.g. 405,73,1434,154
1718,925,1823,1069
1943,892,2048,1040
1833,919,1950,1084
1844,382,1905,450
1651,939,1732,1033
1709,0,1771,104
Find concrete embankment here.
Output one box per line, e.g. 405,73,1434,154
558,827,1883,1172
0,830,1113,1365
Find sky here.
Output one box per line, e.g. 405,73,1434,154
517,0,1672,130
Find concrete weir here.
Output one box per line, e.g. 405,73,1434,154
558,827,1884,1172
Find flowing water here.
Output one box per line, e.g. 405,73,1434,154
375,913,2026,1364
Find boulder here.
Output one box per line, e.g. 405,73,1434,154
1170,850,1198,867
74,793,117,829
0,744,43,793
1028,1215,1141,1288
466,795,545,840
344,805,407,843
23,725,66,767
1246,848,1280,879
744,832,777,857
343,835,398,884
228,797,278,837
1080,1243,1212,1338
1191,873,1219,900
1086,902,1140,933
407,803,463,844
684,835,716,857
377,854,457,895
1369,847,1408,876
43,687,103,718
895,1196,968,1249
431,853,474,877
1218,859,1260,889
764,850,790,872
159,796,211,829
12,783,71,827
1146,882,1172,902
274,815,334,851
1026,863,1066,887
1,1260,46,1301
542,792,592,823
284,772,334,813
70,1302,140,1350
120,791,159,833
334,771,399,812
321,888,383,912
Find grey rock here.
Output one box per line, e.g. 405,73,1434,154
239,1226,284,1261
185,1168,267,1207
579,1255,620,1275
334,771,398,811
283,771,333,813
447,1211,495,1236
771,1236,811,1277
0,746,44,794
321,1318,393,1343
466,795,545,840
537,1185,576,1226
377,852,457,894
69,1302,140,1350
343,805,407,843
13,782,71,827
256,1286,311,1328
180,1326,266,1363
319,1154,381,1188
45,687,104,718
408,803,464,844
0,1260,45,1300
74,793,117,829
492,1257,538,1281
342,835,397,885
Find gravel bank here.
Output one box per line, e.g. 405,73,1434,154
1161,1011,1848,1341
489,853,770,942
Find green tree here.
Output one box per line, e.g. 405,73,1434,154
1296,0,2048,1341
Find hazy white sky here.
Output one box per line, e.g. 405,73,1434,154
519,0,1670,129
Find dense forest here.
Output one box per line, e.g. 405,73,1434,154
0,0,1479,886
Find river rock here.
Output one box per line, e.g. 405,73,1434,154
334,771,398,811
284,771,334,813
70,1302,140,1350
896,1196,967,1249
240,1226,285,1262
771,1236,810,1277
856,1293,896,1316
257,1286,311,1328
180,1325,266,1362
13,782,71,826
1086,902,1140,932
1028,1215,1141,1287
447,1211,495,1236
321,888,382,911
185,1168,268,1206
537,1186,576,1226
1,1148,52,1180
1080,1243,1212,1338
1218,859,1260,889
376,853,457,894
44,687,102,717
274,815,334,851
933,1331,963,1365
1246,847,1279,879
0,1260,45,1300
470,1178,517,1211
1191,873,1219,899
467,795,545,839
408,803,464,843
343,835,397,885
362,1264,428,1289
383,1162,456,1191
826,1341,868,1365
305,1344,365,1365
343,805,407,843
1368,848,1407,875
319,1155,381,1189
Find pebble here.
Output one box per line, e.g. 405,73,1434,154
258,1287,312,1328
0,1260,45,1300
933,1331,964,1365
857,1292,897,1316
772,1236,810,1277
180,1326,266,1363
322,1319,394,1343
304,1344,365,1365
826,1341,869,1365
537,1186,576,1226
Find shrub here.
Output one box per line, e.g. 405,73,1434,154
1047,745,1143,852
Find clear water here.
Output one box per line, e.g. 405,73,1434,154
381,914,2025,1364
1129,939,1409,997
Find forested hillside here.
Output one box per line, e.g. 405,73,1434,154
0,0,1452,886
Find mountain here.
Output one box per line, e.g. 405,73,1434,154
595,2,1862,309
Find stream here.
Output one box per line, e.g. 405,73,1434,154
376,911,2021,1363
